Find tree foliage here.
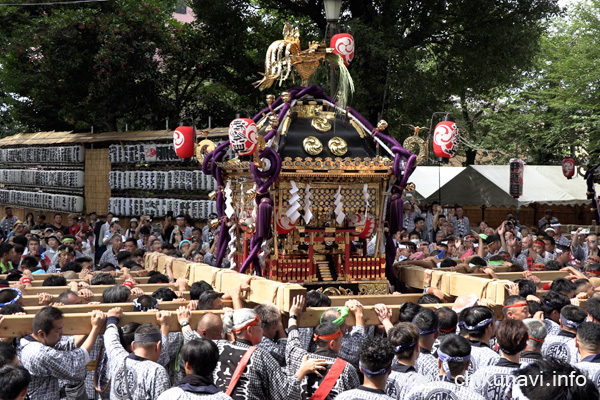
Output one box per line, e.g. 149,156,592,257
475,0,600,165
0,0,560,148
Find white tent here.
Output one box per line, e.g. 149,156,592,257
409,165,588,207
408,166,465,201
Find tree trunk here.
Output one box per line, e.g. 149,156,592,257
460,94,477,166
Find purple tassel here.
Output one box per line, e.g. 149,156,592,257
399,154,418,187
214,219,230,268
238,196,273,274
239,239,262,275
388,194,403,235
255,197,273,238
385,231,405,292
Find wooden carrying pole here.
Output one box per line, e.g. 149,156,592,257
20,283,178,295
22,300,234,314
19,292,192,307
0,303,505,337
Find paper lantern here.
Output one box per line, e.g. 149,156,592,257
173,126,195,158
349,213,376,239
276,214,295,234
562,158,575,179
330,33,355,66
348,213,364,228
509,158,524,198
358,214,376,239
433,120,459,159
229,118,258,156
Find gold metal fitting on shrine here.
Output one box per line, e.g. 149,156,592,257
303,136,323,155
377,120,388,131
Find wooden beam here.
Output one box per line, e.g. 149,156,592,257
190,263,221,287
447,274,494,298
22,300,234,314
22,283,178,295
171,259,191,280
276,284,306,312
328,294,425,306
28,277,151,287
295,303,504,328
1,271,139,280
0,311,225,337
471,271,568,281
1,304,505,336
20,292,191,307
398,266,428,289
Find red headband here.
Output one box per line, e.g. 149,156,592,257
587,269,600,276
438,326,457,333
531,263,545,271
533,240,545,247
313,329,342,342
528,335,544,343
232,315,261,334
504,302,528,308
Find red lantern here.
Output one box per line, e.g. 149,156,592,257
276,214,295,234
348,213,364,228
358,214,376,239
229,118,258,156
330,33,355,66
173,126,196,158
349,213,375,239
433,120,459,159
562,158,575,179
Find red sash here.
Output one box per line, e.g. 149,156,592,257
225,346,257,396
309,358,347,400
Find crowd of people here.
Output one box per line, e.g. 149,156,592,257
0,207,221,278
386,203,599,276
0,204,600,399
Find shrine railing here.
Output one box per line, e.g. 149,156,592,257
271,254,313,282
336,254,385,281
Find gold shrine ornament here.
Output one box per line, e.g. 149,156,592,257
311,116,331,133
328,137,348,157
402,124,428,165
194,130,216,164
402,136,427,165
303,136,323,155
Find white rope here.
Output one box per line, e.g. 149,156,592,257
333,185,345,225
286,180,301,223
304,183,313,224
227,224,237,270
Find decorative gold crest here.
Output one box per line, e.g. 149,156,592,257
311,116,331,133
303,136,323,156
328,137,348,157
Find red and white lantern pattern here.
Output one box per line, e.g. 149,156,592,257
349,213,376,239
276,213,295,234
229,118,258,156
562,158,575,179
330,33,355,66
433,121,459,159
173,126,196,159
